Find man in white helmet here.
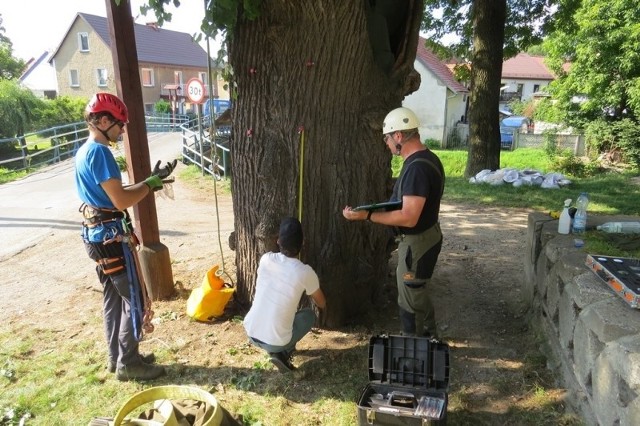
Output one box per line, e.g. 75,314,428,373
342,107,445,338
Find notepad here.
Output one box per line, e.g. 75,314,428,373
352,201,402,212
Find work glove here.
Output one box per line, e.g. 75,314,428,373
143,175,164,191
152,159,178,179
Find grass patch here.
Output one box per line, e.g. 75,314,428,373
178,164,231,195
0,167,28,184
390,148,640,216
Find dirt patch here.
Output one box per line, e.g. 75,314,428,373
0,165,579,424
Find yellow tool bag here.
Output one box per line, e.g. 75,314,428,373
186,265,234,321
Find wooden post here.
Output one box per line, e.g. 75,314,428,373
105,0,174,300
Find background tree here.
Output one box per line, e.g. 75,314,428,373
544,0,640,127
421,0,575,177
0,80,42,139
32,96,87,131
0,14,25,80
147,0,424,326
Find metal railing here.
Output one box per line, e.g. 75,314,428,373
0,113,194,173
179,118,231,179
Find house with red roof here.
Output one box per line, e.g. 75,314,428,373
48,12,228,114
403,37,469,144
500,53,556,109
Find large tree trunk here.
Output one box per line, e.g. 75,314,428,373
464,0,506,178
228,0,423,327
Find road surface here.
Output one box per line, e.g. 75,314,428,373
0,132,183,260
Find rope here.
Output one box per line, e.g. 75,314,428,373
122,241,143,341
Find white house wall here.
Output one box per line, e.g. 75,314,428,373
501,78,550,101
20,56,57,98
403,61,467,143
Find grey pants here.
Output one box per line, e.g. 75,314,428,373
100,270,140,368
248,308,316,354
396,224,442,336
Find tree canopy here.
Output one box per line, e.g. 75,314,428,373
0,15,25,80
544,0,640,126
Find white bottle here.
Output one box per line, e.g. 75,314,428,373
558,199,572,234
597,222,640,234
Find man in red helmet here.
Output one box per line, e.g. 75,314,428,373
75,92,176,381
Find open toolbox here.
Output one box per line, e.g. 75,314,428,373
586,254,640,309
357,335,450,425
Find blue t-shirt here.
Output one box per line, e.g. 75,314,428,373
75,140,121,208
75,140,124,242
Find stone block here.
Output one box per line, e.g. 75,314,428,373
559,273,614,356
544,233,578,264
546,262,563,328
593,335,640,426
525,213,554,305
573,298,640,396
557,251,592,284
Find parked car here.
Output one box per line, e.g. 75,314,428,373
500,116,530,149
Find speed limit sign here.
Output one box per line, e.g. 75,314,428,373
186,78,205,104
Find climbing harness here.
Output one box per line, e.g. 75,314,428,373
80,204,154,340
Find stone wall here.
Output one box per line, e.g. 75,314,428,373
525,212,640,426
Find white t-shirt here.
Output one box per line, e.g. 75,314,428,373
243,252,320,346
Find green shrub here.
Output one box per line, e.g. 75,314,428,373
154,99,171,114
423,138,440,149
585,118,640,168
115,155,127,172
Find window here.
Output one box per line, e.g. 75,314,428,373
96,69,108,87
144,103,155,114
174,71,183,86
78,33,89,51
69,69,79,87
198,72,208,86
141,68,154,87
533,84,540,93
516,83,524,95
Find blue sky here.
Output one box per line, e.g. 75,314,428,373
1,0,208,61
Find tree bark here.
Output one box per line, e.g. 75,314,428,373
228,0,423,327
464,0,506,178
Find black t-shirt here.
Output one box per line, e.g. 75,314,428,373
390,149,445,234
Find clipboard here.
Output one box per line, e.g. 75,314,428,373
352,201,402,212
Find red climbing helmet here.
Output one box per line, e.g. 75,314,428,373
85,92,129,123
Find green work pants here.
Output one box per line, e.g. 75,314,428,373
396,223,442,336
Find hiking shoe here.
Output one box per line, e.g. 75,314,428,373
269,352,296,373
108,353,156,373
116,360,165,381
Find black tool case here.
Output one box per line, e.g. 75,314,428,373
357,335,450,425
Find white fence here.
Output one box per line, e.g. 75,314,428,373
431,123,585,155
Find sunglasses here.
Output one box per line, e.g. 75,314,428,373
106,120,125,132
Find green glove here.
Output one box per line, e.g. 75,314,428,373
144,175,163,191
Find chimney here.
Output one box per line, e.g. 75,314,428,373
146,22,159,30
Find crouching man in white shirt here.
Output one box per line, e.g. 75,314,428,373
243,217,326,373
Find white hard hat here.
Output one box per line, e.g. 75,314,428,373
383,107,420,134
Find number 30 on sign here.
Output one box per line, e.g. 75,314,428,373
186,78,205,104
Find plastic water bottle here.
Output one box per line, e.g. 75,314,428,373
558,199,572,234
597,222,640,234
572,192,589,234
